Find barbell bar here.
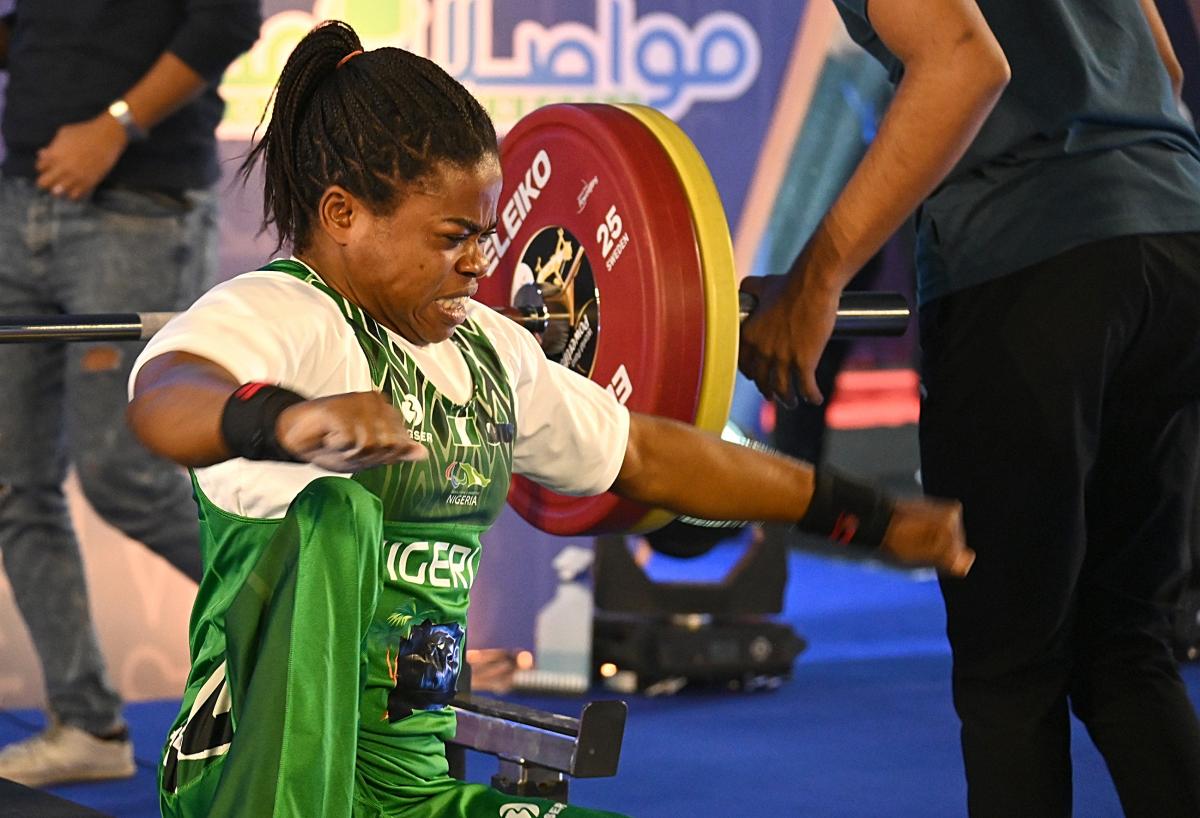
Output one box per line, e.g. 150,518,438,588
0,291,908,346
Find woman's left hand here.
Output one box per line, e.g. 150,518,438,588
881,496,974,577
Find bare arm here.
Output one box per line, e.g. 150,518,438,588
1139,0,1185,100
128,351,242,466
132,356,970,574
739,0,1010,406
119,52,208,134
121,0,263,131
614,413,815,522
612,413,973,576
128,352,426,471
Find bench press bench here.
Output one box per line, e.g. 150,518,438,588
449,694,627,801
0,696,626,816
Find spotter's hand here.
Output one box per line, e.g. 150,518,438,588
738,273,840,407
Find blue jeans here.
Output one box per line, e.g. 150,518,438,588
0,176,216,733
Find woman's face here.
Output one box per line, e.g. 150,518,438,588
345,156,503,345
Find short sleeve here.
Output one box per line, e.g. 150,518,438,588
128,272,346,400
168,0,262,83
830,0,903,82
469,307,629,497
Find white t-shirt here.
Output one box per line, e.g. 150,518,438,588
129,266,630,519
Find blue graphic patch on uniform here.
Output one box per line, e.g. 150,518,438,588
376,607,464,722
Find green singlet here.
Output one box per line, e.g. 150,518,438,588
158,261,628,818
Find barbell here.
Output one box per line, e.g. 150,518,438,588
0,103,909,537
0,292,905,344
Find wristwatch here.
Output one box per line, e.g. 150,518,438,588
107,99,147,142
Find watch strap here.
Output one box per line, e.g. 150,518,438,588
107,99,147,142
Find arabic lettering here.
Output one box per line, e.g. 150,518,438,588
217,0,763,140
445,0,761,117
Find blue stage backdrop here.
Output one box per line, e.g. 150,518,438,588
216,0,810,279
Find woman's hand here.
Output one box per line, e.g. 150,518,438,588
881,497,974,577
277,391,428,472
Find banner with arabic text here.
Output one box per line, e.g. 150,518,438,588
218,0,810,274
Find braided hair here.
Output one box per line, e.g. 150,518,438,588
240,20,498,252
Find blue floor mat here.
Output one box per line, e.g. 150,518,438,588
3,548,1198,817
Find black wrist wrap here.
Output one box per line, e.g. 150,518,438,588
797,467,896,549
220,383,306,462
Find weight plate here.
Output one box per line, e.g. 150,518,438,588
477,103,708,535
614,104,740,533
614,104,739,437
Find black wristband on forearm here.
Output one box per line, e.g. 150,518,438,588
220,383,306,462
797,467,896,549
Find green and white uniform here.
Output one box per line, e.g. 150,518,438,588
130,259,629,818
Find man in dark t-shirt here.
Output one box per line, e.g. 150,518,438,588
0,0,259,787
740,1,1200,815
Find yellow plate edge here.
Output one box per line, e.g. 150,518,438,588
614,103,739,435
614,104,740,535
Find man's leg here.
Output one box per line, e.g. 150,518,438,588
1070,232,1200,817
919,236,1149,817
57,187,219,582
0,179,128,783
1072,398,1200,817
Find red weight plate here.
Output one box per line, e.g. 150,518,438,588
476,103,707,535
